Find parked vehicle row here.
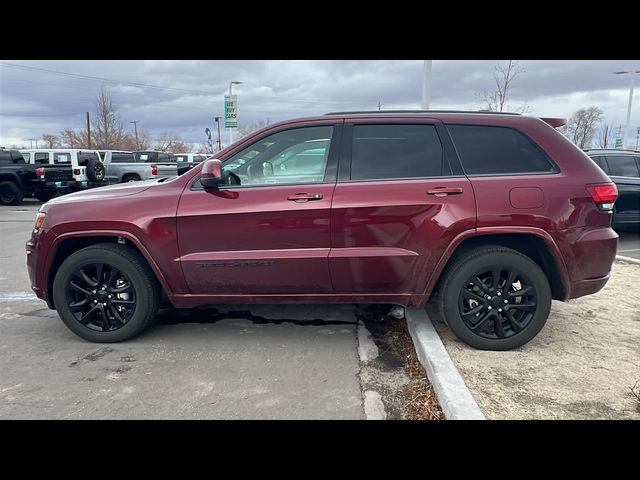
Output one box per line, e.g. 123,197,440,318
27,111,619,351
0,148,211,205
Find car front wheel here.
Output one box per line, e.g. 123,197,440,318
439,246,552,351
52,243,160,342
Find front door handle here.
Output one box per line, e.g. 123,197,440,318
427,187,464,197
287,193,324,202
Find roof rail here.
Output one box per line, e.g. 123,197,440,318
584,148,640,153
324,110,522,116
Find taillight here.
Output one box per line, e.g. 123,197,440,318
151,164,158,175
73,168,81,175
586,183,618,211
35,167,45,177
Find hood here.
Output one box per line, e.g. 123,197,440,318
45,179,157,206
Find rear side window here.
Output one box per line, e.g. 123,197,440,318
34,153,49,164
0,151,11,163
350,124,444,181
590,155,609,174
606,155,639,177
448,124,556,175
112,153,134,163
54,152,71,164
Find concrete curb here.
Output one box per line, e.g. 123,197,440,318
616,255,640,265
405,307,485,420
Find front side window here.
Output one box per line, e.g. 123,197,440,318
221,125,333,186
350,124,444,181
448,124,556,175
606,155,639,177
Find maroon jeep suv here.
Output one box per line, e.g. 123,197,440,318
26,111,618,350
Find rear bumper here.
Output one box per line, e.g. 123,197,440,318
570,274,610,299
562,226,618,300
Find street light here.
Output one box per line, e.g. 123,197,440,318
613,69,640,149
228,81,242,145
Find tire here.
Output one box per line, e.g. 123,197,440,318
0,181,23,206
52,243,160,342
87,158,106,182
34,191,55,202
122,174,140,183
438,246,551,351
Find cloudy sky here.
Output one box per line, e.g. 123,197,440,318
1,60,639,149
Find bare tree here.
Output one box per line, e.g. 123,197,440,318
92,87,129,149
59,127,89,148
479,60,530,113
566,107,604,149
595,119,616,149
238,118,271,139
153,131,191,153
120,130,151,151
41,134,60,148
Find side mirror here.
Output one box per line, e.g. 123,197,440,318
201,159,223,189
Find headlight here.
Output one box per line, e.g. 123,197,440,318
34,212,46,231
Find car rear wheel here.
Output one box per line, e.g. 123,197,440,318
123,174,140,183
52,243,160,342
439,246,551,351
0,181,23,206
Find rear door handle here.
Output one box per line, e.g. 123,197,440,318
287,193,324,202
427,187,464,197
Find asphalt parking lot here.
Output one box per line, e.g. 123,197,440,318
618,229,640,260
0,200,365,419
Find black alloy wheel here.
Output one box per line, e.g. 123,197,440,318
458,267,537,340
65,263,136,332
439,246,552,350
52,243,160,342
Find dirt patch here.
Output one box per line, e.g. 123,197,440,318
357,306,444,420
429,261,640,419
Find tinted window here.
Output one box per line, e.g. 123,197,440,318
34,153,49,164
606,155,639,177
448,125,556,175
221,125,333,186
350,124,443,181
590,155,609,174
0,151,11,163
112,153,134,163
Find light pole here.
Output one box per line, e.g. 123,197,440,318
228,81,242,145
613,69,640,149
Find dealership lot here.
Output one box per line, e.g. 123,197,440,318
2,200,639,419
0,200,365,419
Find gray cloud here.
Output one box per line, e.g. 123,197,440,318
1,60,639,148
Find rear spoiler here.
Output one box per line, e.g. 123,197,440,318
540,117,567,128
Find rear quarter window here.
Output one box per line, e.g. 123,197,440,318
606,155,639,177
447,124,557,175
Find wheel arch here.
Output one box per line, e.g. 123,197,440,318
0,173,23,188
416,227,570,306
46,231,173,308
